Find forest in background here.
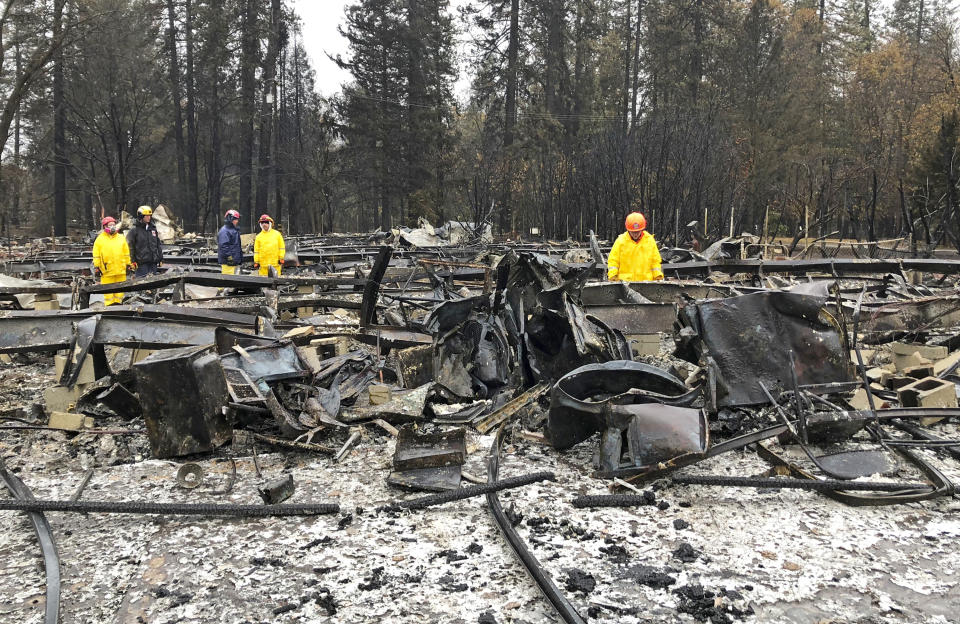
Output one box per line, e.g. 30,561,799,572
0,0,958,252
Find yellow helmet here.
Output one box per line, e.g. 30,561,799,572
137,205,153,217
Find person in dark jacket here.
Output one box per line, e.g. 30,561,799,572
127,205,164,277
218,209,243,274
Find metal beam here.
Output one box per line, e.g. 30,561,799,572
0,304,256,326
0,312,255,353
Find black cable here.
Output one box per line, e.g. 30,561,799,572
672,474,931,491
486,426,586,624
573,477,932,507
0,499,340,517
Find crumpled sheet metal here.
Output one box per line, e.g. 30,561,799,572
340,383,433,424
680,291,854,407
220,342,308,383
546,360,698,451
134,345,232,458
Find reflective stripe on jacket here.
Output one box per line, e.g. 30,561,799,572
92,232,131,277
607,231,664,281
254,228,285,266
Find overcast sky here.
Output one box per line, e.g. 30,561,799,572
291,0,353,97
291,0,472,99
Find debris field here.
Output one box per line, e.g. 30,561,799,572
1,222,960,624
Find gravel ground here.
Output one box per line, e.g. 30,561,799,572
1,356,959,624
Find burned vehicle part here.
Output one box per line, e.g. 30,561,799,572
677,291,854,407
547,361,698,447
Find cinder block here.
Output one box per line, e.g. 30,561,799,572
297,284,315,317
48,411,87,430
891,342,949,360
894,350,931,373
897,377,958,424
44,384,87,413
33,299,60,310
0,354,12,365
866,368,885,384
54,353,95,385
888,376,916,390
903,364,935,380
310,337,350,359
367,383,392,406
848,388,871,411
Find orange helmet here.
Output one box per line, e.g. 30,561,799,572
625,212,646,232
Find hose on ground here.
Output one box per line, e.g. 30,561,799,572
0,499,340,517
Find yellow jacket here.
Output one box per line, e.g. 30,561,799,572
254,228,285,266
607,231,664,281
92,231,131,277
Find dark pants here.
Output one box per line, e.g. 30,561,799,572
135,263,159,278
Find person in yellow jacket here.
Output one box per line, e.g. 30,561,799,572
607,212,664,281
253,214,285,276
92,216,133,305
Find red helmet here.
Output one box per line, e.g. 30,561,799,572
101,216,116,227
625,212,646,232
258,214,274,223
225,209,240,220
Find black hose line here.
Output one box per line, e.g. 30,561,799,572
398,472,555,510
486,426,586,624
0,499,340,517
574,476,932,507
671,474,932,491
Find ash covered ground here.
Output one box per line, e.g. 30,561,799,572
2,353,959,624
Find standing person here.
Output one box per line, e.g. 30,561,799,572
92,216,132,306
253,214,285,276
127,205,164,277
607,212,664,282
217,209,243,274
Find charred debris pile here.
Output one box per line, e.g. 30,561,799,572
2,228,960,623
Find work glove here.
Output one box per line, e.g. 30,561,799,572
158,262,163,268
278,259,284,265
253,263,259,269
653,274,664,281
130,262,138,271
93,268,101,278
226,255,234,264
